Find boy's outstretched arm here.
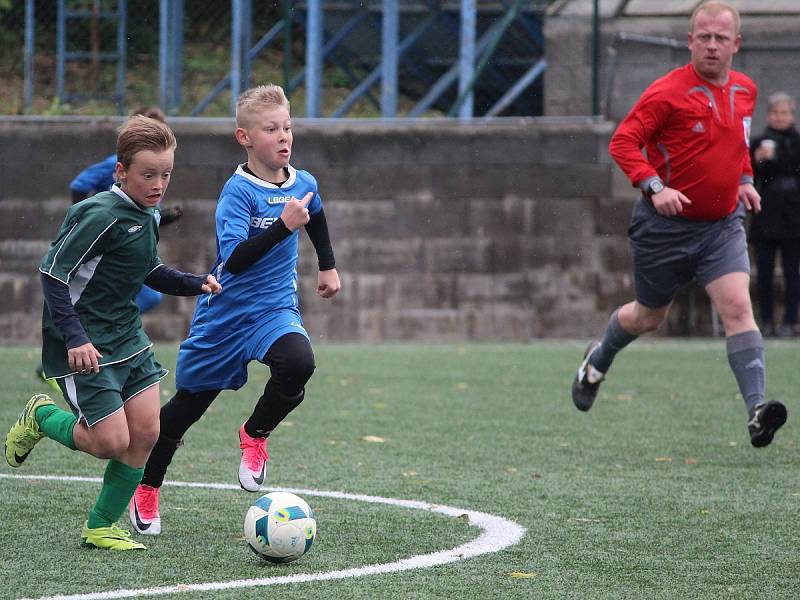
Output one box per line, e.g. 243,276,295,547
144,264,221,295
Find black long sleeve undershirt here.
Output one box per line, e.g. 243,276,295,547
144,264,207,295
225,218,293,274
224,208,336,275
305,208,336,271
40,273,90,349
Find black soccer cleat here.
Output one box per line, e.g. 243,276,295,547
571,341,604,412
748,400,788,448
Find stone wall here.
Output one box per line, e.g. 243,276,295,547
545,13,800,128
0,116,711,343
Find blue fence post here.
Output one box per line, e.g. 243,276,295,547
231,0,253,114
381,0,398,118
24,0,35,112
306,0,323,118
458,0,476,119
115,0,127,114
160,0,182,114
56,0,66,105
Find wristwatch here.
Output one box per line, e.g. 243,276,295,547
646,179,664,198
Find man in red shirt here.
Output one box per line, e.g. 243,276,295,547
571,0,787,447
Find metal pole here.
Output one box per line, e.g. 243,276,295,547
381,0,398,118
241,0,252,91
116,0,127,114
159,0,168,110
458,0,476,119
283,0,292,94
170,0,183,114
24,0,34,112
591,0,599,115
231,0,243,114
306,0,323,117
56,0,66,105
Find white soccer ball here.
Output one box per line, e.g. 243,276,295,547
244,491,317,563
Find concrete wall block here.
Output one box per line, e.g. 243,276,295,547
336,237,424,274
468,197,532,237
593,196,634,235
0,199,69,241
384,274,458,309
539,132,599,164
324,200,398,239
422,237,493,273
533,197,595,239
0,312,40,343
392,196,470,237
466,308,536,340
470,131,544,166
517,164,611,198
0,240,50,273
490,237,527,272
597,235,633,273
381,308,468,341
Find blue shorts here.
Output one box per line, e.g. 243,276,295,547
175,307,309,393
628,197,750,308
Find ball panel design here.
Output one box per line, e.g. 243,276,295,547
244,491,317,563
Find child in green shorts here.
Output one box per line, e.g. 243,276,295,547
4,115,221,550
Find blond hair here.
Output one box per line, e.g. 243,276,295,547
690,1,741,34
236,84,290,129
116,115,177,168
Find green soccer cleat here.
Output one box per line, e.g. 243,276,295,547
80,522,146,551
5,394,54,467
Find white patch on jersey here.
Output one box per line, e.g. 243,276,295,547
743,116,752,147
692,121,705,133
128,225,143,233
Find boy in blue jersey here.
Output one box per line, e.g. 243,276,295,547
130,84,341,535
5,116,222,550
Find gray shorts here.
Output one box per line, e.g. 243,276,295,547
628,197,750,309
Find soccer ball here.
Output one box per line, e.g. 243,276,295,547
244,491,317,563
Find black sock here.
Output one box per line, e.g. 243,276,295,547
141,389,219,488
244,381,305,438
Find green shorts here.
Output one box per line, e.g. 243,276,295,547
56,349,168,427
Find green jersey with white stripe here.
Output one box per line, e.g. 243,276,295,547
39,188,162,377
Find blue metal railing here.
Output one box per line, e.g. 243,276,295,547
26,1,547,119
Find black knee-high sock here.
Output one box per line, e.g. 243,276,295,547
141,389,219,488
244,380,305,438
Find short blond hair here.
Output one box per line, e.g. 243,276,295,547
116,115,177,168
236,84,290,129
691,1,741,34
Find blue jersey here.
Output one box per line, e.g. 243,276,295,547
70,154,117,194
190,164,323,335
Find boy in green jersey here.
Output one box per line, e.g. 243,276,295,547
4,115,221,551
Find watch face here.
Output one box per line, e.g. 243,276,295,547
650,181,664,194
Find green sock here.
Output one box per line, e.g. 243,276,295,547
35,404,77,450
86,460,144,529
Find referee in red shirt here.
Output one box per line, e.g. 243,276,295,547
571,0,787,447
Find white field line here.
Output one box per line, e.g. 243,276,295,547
2,474,527,600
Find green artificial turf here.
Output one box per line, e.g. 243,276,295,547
1,341,798,599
